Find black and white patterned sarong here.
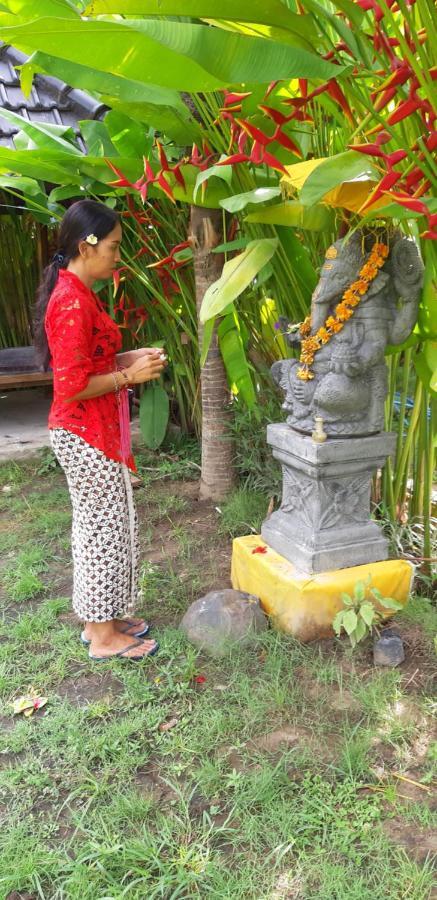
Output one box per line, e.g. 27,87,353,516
50,428,139,622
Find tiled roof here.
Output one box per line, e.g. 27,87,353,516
0,45,106,150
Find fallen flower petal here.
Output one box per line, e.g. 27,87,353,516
252,545,268,554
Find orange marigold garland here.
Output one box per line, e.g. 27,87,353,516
297,241,389,381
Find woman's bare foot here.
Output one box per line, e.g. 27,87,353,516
83,617,148,642
86,621,157,658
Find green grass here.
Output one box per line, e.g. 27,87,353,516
3,545,48,601
0,456,436,899
218,487,270,538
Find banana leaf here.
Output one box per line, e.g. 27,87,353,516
218,309,256,408
0,16,344,93
200,238,278,323
84,0,318,41
19,52,200,144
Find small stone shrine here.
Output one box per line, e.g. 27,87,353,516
231,230,422,640
263,230,423,573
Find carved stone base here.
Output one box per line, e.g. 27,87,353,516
261,425,396,574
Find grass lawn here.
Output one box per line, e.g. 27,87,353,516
0,443,436,900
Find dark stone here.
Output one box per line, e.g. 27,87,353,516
373,629,405,667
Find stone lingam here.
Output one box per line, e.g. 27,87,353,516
231,230,422,640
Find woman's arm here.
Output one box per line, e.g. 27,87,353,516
68,354,167,402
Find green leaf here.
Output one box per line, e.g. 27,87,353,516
354,581,365,602
299,152,377,207
199,238,278,323
245,200,333,231
354,617,368,644
0,16,344,94
16,50,201,144
378,597,404,611
2,0,79,17
359,602,376,628
275,227,317,299
340,591,353,606
218,310,256,408
385,333,421,356
342,609,358,636
220,187,281,214
193,158,233,202
104,110,153,158
79,120,118,157
85,0,318,39
414,348,433,390
332,611,344,635
199,316,216,369
139,381,169,450
212,238,251,254
0,106,82,154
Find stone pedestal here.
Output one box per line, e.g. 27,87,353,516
261,424,396,574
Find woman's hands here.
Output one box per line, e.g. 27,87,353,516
125,348,167,385
117,347,165,367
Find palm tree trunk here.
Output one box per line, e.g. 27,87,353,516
190,205,235,500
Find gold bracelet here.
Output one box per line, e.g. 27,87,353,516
111,371,121,393
118,368,130,388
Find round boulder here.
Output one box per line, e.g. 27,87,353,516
180,589,267,657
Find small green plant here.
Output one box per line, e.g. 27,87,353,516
34,447,60,476
333,580,403,649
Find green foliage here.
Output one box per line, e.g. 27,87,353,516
333,580,404,649
217,487,269,538
139,381,170,451
199,238,278,323
3,546,47,601
228,391,282,494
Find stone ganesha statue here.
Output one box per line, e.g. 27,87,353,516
272,231,424,437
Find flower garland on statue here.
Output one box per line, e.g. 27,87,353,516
296,241,389,381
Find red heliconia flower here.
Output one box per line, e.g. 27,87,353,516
387,97,422,125
358,171,403,213
387,193,430,216
372,86,397,112
236,118,271,147
356,0,384,22
258,105,294,126
405,166,426,191
223,90,252,107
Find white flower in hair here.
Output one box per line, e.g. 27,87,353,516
85,233,98,245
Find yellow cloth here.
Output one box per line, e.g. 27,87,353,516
231,535,413,642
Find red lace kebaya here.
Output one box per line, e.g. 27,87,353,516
45,269,135,471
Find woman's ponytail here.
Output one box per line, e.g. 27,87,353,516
33,255,67,370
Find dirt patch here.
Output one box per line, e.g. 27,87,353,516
249,726,311,753
383,818,437,863
56,672,123,706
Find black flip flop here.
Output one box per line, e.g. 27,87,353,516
81,620,151,645
89,638,159,662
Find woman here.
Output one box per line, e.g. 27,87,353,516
34,199,166,661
